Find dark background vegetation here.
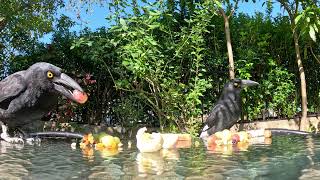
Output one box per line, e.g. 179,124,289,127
0,0,319,135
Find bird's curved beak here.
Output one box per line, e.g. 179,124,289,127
53,73,88,104
241,80,259,88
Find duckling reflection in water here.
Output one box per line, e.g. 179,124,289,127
136,149,180,176
161,149,180,160
137,151,165,176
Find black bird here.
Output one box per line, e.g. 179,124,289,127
0,62,87,143
200,78,259,138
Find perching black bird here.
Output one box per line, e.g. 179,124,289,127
0,62,87,143
200,78,259,138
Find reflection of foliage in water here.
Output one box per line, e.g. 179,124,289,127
227,135,313,179
177,142,207,176
240,135,307,163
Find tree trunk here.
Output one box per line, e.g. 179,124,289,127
276,0,309,131
219,8,235,80
293,31,309,131
0,17,5,32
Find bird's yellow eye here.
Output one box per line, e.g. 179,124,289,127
47,71,54,79
234,82,239,87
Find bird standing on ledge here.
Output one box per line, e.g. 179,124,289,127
200,79,259,138
0,62,88,143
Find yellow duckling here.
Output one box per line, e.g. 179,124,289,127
213,129,232,145
222,129,232,144
100,135,121,149
214,131,223,139
212,131,223,146
94,135,122,151
136,127,163,153
238,131,249,142
221,129,232,145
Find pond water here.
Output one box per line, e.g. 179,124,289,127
0,135,320,179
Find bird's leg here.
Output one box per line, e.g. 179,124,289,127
0,122,24,144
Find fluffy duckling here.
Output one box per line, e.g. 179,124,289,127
99,135,122,149
136,127,163,153
237,131,249,142
221,129,232,144
213,129,233,145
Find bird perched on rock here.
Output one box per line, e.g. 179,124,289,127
200,79,259,138
0,62,88,143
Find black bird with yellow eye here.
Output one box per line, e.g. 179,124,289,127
200,78,259,138
0,62,88,143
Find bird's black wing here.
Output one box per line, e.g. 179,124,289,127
0,73,27,110
203,103,225,131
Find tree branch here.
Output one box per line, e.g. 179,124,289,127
218,8,227,19
228,0,239,18
0,17,6,32
278,0,293,20
310,46,320,64
229,8,235,19
294,0,299,17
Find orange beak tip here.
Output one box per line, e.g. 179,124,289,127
73,90,88,104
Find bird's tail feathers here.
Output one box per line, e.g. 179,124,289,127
201,124,210,132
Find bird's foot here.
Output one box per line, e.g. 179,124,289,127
0,133,24,144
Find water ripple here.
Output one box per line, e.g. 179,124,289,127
0,135,318,179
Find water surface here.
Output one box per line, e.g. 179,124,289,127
0,135,319,179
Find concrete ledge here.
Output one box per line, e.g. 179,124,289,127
38,116,320,137
231,116,320,131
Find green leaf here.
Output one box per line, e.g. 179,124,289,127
309,25,316,42
120,18,126,26
119,18,128,30
313,24,318,33
149,11,161,16
148,24,160,29
214,0,222,8
295,14,303,24
87,41,93,47
146,38,157,46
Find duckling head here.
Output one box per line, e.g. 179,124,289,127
137,127,148,137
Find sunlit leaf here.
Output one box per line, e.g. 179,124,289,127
295,14,303,24
307,17,310,23
309,25,316,42
119,18,128,30
312,24,318,33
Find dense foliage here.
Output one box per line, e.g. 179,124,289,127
0,0,64,78
1,0,320,135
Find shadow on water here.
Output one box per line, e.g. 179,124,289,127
0,136,320,179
